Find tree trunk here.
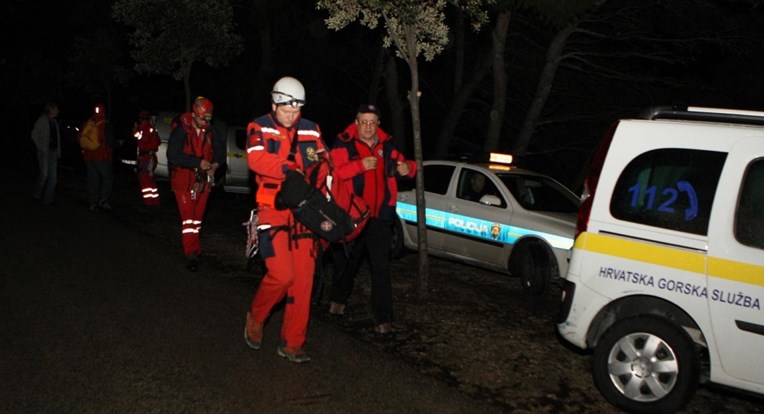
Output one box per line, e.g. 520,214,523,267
432,28,493,157
403,24,429,302
512,24,575,156
483,10,511,154
433,17,491,157
384,53,408,153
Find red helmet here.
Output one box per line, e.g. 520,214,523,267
139,109,150,120
192,96,214,122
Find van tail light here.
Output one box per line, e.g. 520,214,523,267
575,121,618,239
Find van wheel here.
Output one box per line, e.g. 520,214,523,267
390,217,404,259
512,242,550,296
592,316,699,413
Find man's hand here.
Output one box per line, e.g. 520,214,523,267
199,159,212,171
362,156,377,170
396,161,410,176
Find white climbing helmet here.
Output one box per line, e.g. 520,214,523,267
271,76,306,107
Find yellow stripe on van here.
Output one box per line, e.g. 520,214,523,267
575,233,763,287
709,257,764,287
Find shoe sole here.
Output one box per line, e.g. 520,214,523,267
277,347,311,363
243,326,261,350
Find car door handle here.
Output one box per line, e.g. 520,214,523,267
448,205,459,213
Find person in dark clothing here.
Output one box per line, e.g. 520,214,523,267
31,102,61,205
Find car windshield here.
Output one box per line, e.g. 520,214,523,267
498,173,580,213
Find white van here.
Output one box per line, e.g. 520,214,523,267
153,111,251,194
556,106,763,413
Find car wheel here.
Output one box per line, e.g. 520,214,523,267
390,216,405,259
592,316,699,413
513,242,550,296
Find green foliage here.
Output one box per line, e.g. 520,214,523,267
112,0,243,81
317,0,492,61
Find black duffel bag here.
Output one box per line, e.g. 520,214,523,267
276,170,355,243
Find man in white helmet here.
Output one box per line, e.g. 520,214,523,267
243,76,328,363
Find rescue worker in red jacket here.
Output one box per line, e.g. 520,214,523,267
166,97,225,272
132,110,161,208
244,76,328,363
79,103,118,212
327,104,417,339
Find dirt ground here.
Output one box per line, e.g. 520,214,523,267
101,175,762,413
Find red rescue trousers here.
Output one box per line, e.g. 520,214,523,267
250,226,317,349
138,154,159,206
174,189,210,257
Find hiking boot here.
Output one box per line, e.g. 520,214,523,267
373,322,394,341
244,313,263,350
97,200,112,211
328,301,345,320
186,254,200,272
277,346,311,363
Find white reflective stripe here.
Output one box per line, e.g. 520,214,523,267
182,219,195,225
182,229,199,234
298,129,320,137
247,146,264,153
192,220,202,225
261,127,280,134
143,194,159,199
257,224,272,230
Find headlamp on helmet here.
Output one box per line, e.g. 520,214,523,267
271,76,306,108
192,96,214,121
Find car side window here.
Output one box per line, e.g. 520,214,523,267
610,148,726,235
457,169,505,207
735,158,763,249
235,128,247,150
423,165,455,195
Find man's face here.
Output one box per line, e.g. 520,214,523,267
356,113,379,142
193,112,211,129
273,103,301,128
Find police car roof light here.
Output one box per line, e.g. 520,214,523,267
489,152,513,165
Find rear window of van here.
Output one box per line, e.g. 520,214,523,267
609,148,726,235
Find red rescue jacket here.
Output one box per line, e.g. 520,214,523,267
329,123,416,221
246,112,327,226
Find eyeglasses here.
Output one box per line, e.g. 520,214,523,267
358,120,378,126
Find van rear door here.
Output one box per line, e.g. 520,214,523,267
706,134,763,387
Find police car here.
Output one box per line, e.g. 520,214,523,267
556,106,763,412
394,153,580,295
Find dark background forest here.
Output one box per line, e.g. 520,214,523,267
4,0,763,190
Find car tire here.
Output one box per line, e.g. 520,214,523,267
513,242,550,296
390,216,405,259
592,316,699,414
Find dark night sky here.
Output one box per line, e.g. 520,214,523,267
5,0,763,186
